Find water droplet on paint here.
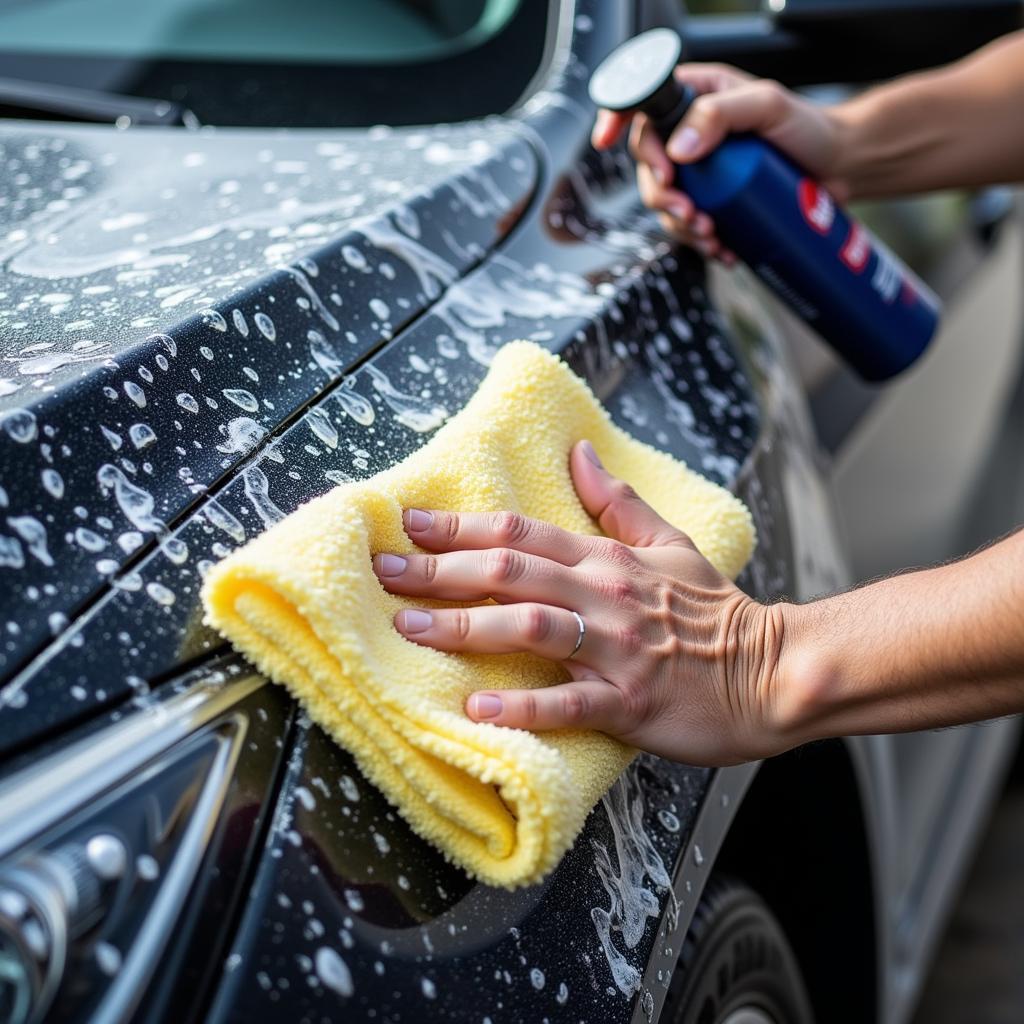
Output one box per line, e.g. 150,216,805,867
657,810,680,833
254,312,276,341
222,389,259,413
315,947,353,997
129,423,156,449
2,409,37,443
41,468,64,499
124,381,146,408
201,308,228,332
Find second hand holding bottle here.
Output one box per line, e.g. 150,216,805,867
589,29,940,382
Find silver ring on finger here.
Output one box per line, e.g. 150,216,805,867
567,610,586,660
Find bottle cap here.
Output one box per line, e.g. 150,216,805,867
588,29,694,138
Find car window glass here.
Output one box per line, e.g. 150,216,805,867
0,0,547,127
0,0,521,64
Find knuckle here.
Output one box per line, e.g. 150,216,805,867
636,167,660,201
755,79,787,117
598,576,637,604
616,625,647,658
618,681,651,726
519,691,539,726
692,96,723,130
659,213,688,239
561,688,589,726
451,608,472,642
441,511,459,547
421,554,438,584
492,510,529,546
596,538,639,570
484,547,520,585
518,603,552,644
610,479,641,504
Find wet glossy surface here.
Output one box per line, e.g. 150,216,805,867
207,733,709,1024
0,122,536,719
0,1,849,1021
0,666,293,1024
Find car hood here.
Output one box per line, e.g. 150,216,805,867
1,122,531,377
0,119,537,733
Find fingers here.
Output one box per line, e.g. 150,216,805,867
632,116,724,257
399,507,592,566
673,62,752,96
465,678,631,732
595,62,777,263
591,109,630,150
594,60,752,155
667,79,789,164
393,602,598,662
373,547,586,607
630,114,674,188
570,441,693,550
636,161,692,224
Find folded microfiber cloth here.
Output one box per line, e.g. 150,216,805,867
202,341,755,887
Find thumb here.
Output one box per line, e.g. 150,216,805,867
591,109,630,150
570,440,692,549
666,80,788,164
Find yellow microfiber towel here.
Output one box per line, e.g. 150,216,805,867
202,341,755,887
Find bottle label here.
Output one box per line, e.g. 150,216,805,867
839,223,870,273
798,179,835,235
800,177,908,306
871,247,902,304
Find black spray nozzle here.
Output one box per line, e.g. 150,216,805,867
588,28,695,143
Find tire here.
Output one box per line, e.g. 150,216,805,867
662,875,814,1024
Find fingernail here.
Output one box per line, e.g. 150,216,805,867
668,126,700,161
653,164,669,187
693,215,713,237
405,508,433,532
670,202,692,223
470,693,503,719
580,440,604,469
399,609,432,633
375,553,407,577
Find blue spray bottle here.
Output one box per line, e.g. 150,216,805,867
589,29,940,381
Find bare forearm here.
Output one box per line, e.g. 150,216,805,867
830,31,1024,199
775,529,1024,744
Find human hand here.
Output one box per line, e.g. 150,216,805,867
592,63,848,262
372,440,791,767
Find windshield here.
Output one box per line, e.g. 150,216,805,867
0,0,550,127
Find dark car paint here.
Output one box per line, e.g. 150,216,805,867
0,3,852,1023
0,123,537,750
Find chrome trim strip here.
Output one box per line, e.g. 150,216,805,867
630,761,761,1024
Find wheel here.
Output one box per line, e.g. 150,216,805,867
663,875,814,1024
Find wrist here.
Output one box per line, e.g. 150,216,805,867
822,100,870,202
765,599,844,752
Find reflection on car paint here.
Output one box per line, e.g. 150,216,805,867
0,6,803,1015
0,123,538,700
